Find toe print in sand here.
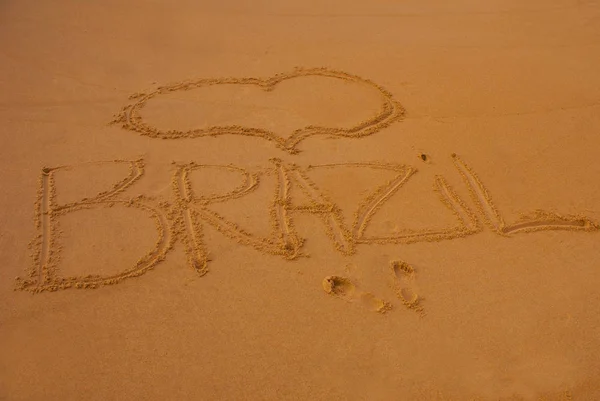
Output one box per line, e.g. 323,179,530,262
390,260,425,316
17,68,599,302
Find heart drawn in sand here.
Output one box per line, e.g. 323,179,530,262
111,67,405,154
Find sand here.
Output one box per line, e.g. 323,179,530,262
1,0,600,399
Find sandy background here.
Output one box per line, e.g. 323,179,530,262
2,0,600,399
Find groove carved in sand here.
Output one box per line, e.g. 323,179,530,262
17,155,599,292
306,162,482,246
111,67,405,154
17,160,173,293
170,161,304,276
284,161,354,255
451,153,599,236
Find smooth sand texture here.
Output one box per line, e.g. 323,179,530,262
2,0,600,399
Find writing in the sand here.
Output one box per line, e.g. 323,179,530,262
17,154,598,293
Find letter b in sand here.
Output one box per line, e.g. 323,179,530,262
16,160,171,292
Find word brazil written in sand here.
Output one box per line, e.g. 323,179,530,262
16,68,598,294
16,156,598,293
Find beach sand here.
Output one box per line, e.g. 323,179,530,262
1,0,600,399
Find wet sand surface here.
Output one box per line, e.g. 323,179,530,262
1,0,600,399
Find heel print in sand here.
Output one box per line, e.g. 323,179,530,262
390,260,425,316
322,275,392,313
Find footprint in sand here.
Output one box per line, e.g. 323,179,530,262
390,260,425,316
322,275,392,314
